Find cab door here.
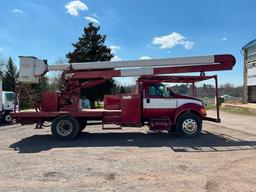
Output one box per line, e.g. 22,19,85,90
143,84,177,119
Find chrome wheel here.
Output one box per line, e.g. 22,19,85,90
5,114,12,123
56,120,73,137
182,118,198,135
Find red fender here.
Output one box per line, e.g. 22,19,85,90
174,103,206,125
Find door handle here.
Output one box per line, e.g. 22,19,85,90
146,98,150,103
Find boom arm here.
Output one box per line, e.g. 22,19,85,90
18,54,235,83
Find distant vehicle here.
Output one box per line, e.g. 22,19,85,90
221,94,232,100
0,76,15,123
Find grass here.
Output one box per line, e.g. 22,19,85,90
222,106,253,115
205,103,216,110
205,103,256,116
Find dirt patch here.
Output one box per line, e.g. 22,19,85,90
42,171,67,182
105,173,116,181
205,179,220,192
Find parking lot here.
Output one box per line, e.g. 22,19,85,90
0,110,255,192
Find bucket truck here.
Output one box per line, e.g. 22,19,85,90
11,54,235,140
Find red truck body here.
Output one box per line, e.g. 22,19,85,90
11,54,235,140
12,75,217,135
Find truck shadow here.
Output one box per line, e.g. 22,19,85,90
0,123,13,127
9,131,256,153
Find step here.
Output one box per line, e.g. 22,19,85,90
102,123,122,130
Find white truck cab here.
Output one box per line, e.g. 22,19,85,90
0,76,15,123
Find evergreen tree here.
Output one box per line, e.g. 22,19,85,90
120,86,126,94
0,56,5,74
66,23,116,108
3,57,18,91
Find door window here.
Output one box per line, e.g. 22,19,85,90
148,84,165,97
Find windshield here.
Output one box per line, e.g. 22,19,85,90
5,92,14,102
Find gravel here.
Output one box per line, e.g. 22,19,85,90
0,112,255,192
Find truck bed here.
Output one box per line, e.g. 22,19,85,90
11,109,122,119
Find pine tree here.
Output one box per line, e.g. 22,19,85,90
66,23,116,108
3,57,18,91
0,56,5,74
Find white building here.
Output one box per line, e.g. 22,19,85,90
243,39,256,103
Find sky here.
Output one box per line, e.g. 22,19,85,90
0,0,255,86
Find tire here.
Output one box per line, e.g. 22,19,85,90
4,113,12,123
176,112,202,138
51,115,80,140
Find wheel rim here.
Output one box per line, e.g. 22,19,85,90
5,115,12,123
56,120,73,137
182,118,197,135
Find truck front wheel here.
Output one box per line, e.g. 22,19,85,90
51,115,80,140
4,113,12,123
176,113,202,138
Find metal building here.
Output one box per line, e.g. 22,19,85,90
242,39,256,103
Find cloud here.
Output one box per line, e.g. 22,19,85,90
183,41,194,49
85,16,100,24
65,0,88,16
0,48,3,52
153,32,194,49
111,55,122,61
12,9,24,13
110,45,120,53
222,37,228,41
139,56,152,60
110,45,121,61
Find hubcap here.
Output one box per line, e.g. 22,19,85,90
56,120,73,136
182,118,197,135
5,115,12,123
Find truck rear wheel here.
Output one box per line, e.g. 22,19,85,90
51,115,80,140
176,113,202,138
